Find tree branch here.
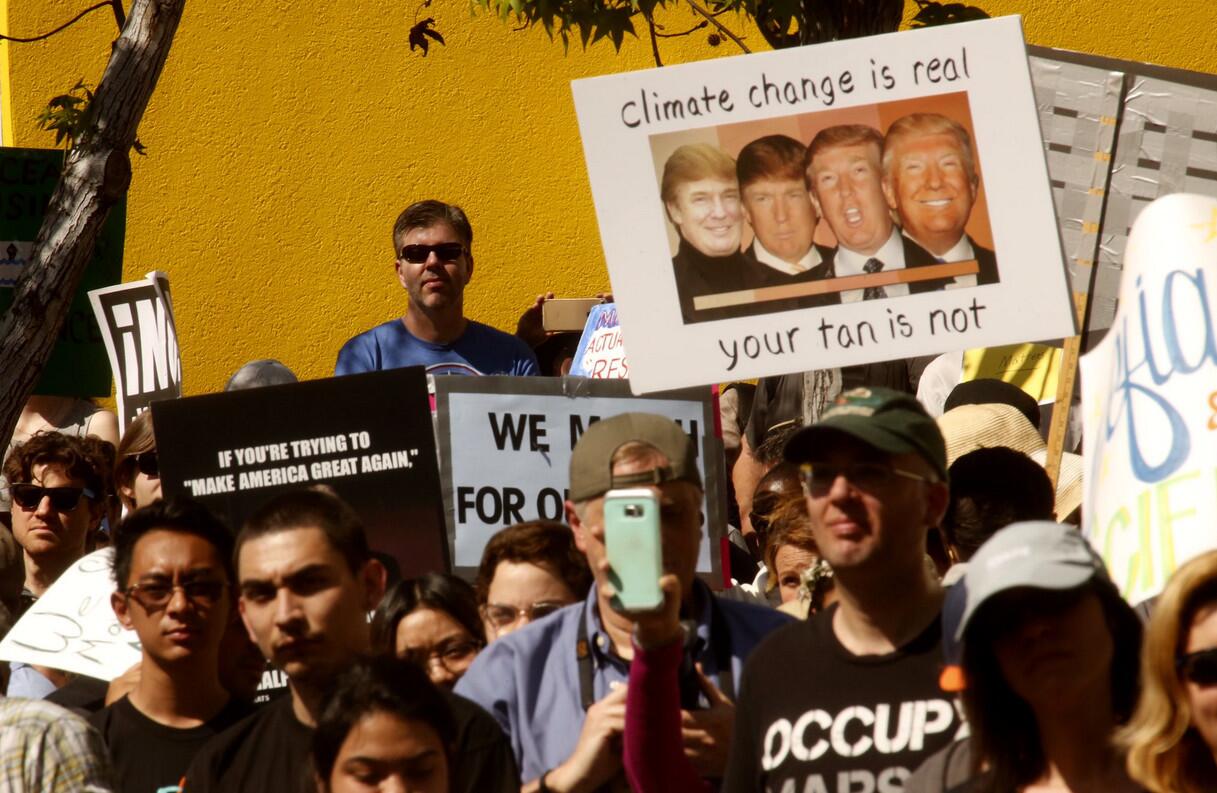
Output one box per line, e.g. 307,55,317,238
0,0,185,447
646,14,663,67
684,0,750,53
0,1,124,44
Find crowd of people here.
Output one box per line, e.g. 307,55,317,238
0,194,1212,793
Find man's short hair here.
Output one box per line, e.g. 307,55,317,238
111,497,235,589
392,200,473,253
805,124,884,193
660,144,737,206
4,431,111,503
235,487,370,575
738,135,810,191
473,520,593,606
881,113,977,183
942,447,1054,561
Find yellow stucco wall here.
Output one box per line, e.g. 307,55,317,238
6,1,1217,393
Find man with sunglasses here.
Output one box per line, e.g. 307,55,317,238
724,387,963,793
89,497,250,792
3,432,109,698
335,200,539,377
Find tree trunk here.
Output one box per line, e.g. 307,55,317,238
0,0,184,449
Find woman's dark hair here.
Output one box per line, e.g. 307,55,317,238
312,655,456,782
962,576,1143,792
474,520,591,606
371,573,483,655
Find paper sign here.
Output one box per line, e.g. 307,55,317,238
570,303,629,378
154,368,450,578
1081,193,1217,603
572,17,1074,393
962,343,1062,402
433,377,725,582
0,549,140,681
89,271,182,431
0,148,125,397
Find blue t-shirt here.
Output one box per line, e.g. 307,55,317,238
335,319,539,377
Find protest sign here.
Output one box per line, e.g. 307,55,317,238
570,303,629,378
0,549,140,681
89,271,182,431
0,147,124,397
1081,193,1217,603
433,377,724,580
154,368,449,577
963,343,1061,403
572,17,1074,393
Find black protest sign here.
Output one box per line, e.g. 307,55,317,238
434,376,725,584
89,272,182,431
154,368,448,577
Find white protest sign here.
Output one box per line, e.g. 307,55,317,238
433,377,724,579
89,271,182,431
570,303,629,378
1081,193,1217,603
572,16,1073,393
0,549,140,681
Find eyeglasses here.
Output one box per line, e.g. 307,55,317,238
399,243,466,264
10,483,97,511
798,462,932,495
1179,648,1217,686
135,451,159,477
482,601,568,631
402,637,482,673
125,579,228,612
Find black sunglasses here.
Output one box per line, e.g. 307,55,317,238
399,242,465,264
1179,648,1217,686
10,483,96,511
135,451,159,478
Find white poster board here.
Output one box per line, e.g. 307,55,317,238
1081,193,1217,603
433,377,724,581
572,16,1074,393
0,549,140,681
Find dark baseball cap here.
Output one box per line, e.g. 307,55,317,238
784,387,948,481
568,412,701,502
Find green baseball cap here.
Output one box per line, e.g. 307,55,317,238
783,387,948,480
568,412,702,502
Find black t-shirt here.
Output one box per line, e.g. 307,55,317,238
724,603,964,793
89,695,253,793
181,688,518,793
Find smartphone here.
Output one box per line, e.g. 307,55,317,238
542,298,602,332
603,488,663,611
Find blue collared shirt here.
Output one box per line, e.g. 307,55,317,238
454,581,792,783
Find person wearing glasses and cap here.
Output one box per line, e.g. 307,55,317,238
456,412,790,793
89,498,251,793
724,387,963,793
3,431,110,698
334,199,539,377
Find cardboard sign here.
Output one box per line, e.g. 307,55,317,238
572,17,1074,393
1081,194,1217,603
0,549,140,681
0,147,125,397
433,377,725,581
963,343,1061,403
570,303,629,378
89,271,182,431
154,368,449,578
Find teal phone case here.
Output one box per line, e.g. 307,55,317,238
603,488,664,611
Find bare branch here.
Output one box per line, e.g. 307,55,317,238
654,20,708,38
0,2,121,44
646,14,663,67
684,0,750,53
